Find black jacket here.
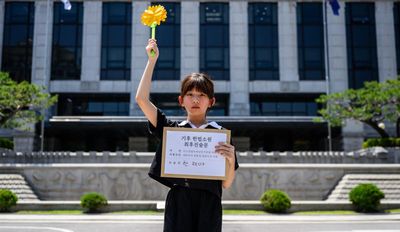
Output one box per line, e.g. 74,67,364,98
148,108,239,198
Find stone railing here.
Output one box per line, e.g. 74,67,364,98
0,150,154,164
0,147,399,201
1,147,399,164
236,147,400,164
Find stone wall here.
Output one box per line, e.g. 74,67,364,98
0,163,399,201
0,148,399,201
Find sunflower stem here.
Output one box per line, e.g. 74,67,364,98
150,22,157,57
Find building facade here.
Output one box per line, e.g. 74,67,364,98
0,0,398,152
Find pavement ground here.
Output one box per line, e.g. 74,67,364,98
0,213,399,232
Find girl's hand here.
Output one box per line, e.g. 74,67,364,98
215,142,235,167
146,39,159,62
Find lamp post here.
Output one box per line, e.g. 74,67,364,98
322,0,333,151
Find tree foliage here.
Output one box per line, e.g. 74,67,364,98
0,72,57,130
316,79,400,138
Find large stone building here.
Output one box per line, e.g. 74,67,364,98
0,0,398,152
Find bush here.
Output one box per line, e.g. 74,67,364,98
0,138,13,150
80,192,108,213
0,189,18,212
362,138,400,148
260,189,291,213
349,183,385,212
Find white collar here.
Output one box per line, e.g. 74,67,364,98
178,120,222,129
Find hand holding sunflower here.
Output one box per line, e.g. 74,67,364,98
141,5,167,57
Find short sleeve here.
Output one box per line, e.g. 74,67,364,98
234,155,239,170
148,108,176,140
231,138,239,170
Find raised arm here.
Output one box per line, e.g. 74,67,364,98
135,39,159,127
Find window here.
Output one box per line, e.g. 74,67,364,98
57,94,129,116
101,3,131,80
394,2,400,75
151,3,180,80
248,3,279,80
346,3,378,89
51,2,83,80
297,3,325,80
250,94,320,116
1,2,34,82
200,3,229,80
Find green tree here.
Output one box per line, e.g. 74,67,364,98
316,79,400,138
0,72,57,130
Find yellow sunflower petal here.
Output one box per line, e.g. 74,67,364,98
140,5,168,27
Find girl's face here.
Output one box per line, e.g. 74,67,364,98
178,89,215,117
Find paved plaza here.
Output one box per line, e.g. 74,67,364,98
0,214,399,232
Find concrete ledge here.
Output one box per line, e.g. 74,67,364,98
14,200,160,212
12,200,400,213
223,200,400,212
289,200,400,212
1,214,400,222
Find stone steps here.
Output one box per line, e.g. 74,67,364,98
0,174,40,201
327,174,400,201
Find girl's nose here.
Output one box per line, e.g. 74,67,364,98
192,97,199,103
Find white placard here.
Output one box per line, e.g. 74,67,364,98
161,127,230,180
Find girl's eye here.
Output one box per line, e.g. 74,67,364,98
186,93,193,96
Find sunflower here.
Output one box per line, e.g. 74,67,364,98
141,5,167,27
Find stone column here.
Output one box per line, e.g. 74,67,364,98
376,1,397,82
278,1,298,83
130,1,150,116
31,0,53,87
181,1,200,77
229,1,250,116
327,0,348,93
81,1,102,84
0,1,5,69
325,2,363,151
21,0,54,152
342,120,364,152
373,1,397,139
13,130,36,152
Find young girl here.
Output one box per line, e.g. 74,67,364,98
136,39,239,232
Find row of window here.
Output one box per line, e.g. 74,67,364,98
58,94,130,116
250,94,320,116
1,2,389,89
56,93,320,117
